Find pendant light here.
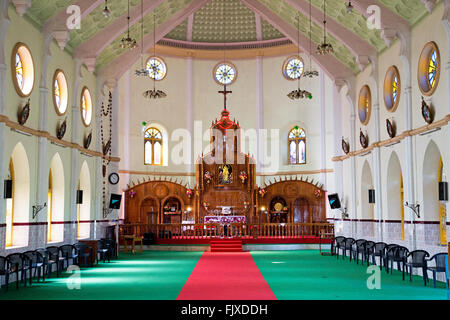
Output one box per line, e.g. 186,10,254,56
102,0,110,18
288,14,312,100
346,1,354,14
120,0,137,49
303,0,318,78
135,0,149,76
143,13,167,99
316,0,333,55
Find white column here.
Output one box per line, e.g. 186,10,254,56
332,85,343,202
372,103,383,241
186,56,194,182
256,56,264,180
349,114,357,236
319,71,327,191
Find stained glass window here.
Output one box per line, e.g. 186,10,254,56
283,56,304,80
428,50,437,89
418,42,440,96
144,128,163,165
146,57,167,81
12,43,34,97
392,75,398,103
214,62,237,85
384,66,401,112
53,70,68,115
358,85,371,125
288,127,306,164
81,88,92,126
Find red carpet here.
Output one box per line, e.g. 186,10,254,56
210,240,243,252
177,252,277,300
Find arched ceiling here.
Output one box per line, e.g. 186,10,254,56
15,0,434,84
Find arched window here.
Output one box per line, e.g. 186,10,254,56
288,127,306,165
48,170,52,242
5,160,14,247
12,42,34,97
144,128,163,165
418,41,440,96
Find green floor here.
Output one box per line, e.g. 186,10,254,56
0,250,447,300
251,251,448,300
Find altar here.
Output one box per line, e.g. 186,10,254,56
204,216,246,224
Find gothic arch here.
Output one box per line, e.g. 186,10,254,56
78,161,91,239
386,152,402,221
360,160,374,220
48,153,65,242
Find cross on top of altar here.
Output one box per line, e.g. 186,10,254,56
218,84,232,110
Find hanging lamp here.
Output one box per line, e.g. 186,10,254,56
120,0,137,49
288,14,312,100
102,0,110,18
143,13,167,99
135,0,149,76
316,0,333,55
303,0,318,78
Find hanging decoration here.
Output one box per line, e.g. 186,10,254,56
135,0,149,77
288,14,312,100
316,0,333,55
143,13,167,99
303,0,319,78
120,0,137,49
84,131,92,149
421,97,433,124
341,137,350,154
56,118,67,140
346,1,354,14
386,118,396,138
359,129,369,149
102,0,110,18
101,92,113,218
18,98,30,125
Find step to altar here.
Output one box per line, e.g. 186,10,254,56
210,240,243,252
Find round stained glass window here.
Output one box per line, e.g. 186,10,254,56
418,41,440,96
80,87,92,127
283,56,304,80
383,66,401,112
146,57,167,81
53,70,69,115
214,62,237,86
12,42,35,97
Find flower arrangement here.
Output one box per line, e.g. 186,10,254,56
314,189,322,198
243,201,249,209
129,190,136,198
239,171,248,183
186,188,193,198
204,171,212,184
282,206,288,212
258,187,267,198
203,201,209,209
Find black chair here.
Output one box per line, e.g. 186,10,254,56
333,236,346,258
59,244,78,269
352,239,367,264
5,253,30,290
427,253,449,288
342,238,355,260
371,242,387,267
383,244,398,272
46,246,65,277
387,246,409,280
405,250,430,286
23,251,45,283
363,241,375,266
0,256,7,291
97,240,112,263
36,248,58,279
74,243,93,267
101,238,117,259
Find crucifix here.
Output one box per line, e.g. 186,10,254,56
218,84,232,109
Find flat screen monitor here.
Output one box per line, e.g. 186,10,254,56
109,194,122,209
328,193,341,209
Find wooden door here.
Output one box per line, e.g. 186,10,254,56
294,198,310,235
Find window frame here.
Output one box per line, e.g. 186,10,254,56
383,66,401,112
144,127,163,166
288,127,307,165
11,42,35,98
146,56,168,81
80,86,93,127
213,61,238,86
282,56,304,81
53,69,69,116
358,85,372,126
418,41,440,96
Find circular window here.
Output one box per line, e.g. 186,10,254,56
11,43,35,97
80,87,92,127
418,41,440,96
282,56,304,80
53,70,69,115
146,56,167,81
214,62,237,86
358,85,372,125
384,66,401,112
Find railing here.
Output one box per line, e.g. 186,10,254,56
119,222,334,239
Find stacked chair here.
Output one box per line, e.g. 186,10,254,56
332,236,449,288
0,239,117,292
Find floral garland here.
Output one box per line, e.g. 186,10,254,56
204,171,212,184
314,189,322,198
239,171,248,183
258,187,267,198
186,188,193,198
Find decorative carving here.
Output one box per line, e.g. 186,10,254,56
56,118,67,140
341,137,350,154
84,131,92,149
359,129,369,149
154,184,169,199
386,118,396,138
421,97,433,124
18,99,30,125
283,183,298,198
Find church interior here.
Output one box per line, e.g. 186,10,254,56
0,0,449,302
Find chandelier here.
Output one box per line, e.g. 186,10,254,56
316,0,333,55
120,0,137,49
346,1,354,14
143,13,167,99
102,0,110,18
288,14,312,100
135,0,149,76
303,0,318,78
